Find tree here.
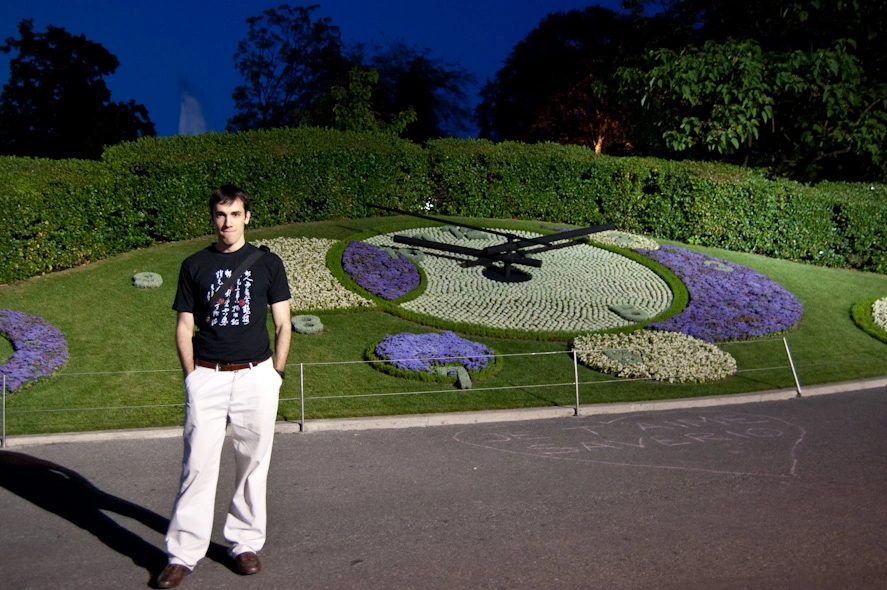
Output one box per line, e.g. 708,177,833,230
303,39,474,142
632,0,887,64
535,88,627,153
362,40,475,142
303,67,416,135
476,6,658,152
230,5,474,140
619,1,887,180
228,4,350,131
629,39,887,180
0,19,155,160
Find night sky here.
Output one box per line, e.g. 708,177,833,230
1,0,626,137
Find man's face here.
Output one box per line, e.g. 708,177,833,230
212,199,251,252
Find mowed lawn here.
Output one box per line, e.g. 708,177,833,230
1,216,886,435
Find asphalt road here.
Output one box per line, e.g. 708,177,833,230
1,386,886,589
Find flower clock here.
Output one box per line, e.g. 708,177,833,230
0,309,69,392
260,228,805,386
364,227,673,332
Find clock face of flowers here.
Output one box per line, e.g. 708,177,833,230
364,227,673,333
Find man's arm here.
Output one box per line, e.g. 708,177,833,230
270,300,292,374
175,311,196,378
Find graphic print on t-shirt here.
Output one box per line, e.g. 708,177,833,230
205,268,253,327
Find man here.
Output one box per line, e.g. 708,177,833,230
157,185,292,589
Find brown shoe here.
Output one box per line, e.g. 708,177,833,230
156,564,190,588
234,551,261,575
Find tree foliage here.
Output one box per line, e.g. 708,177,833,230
362,40,474,142
628,38,887,179
304,67,416,135
228,4,350,131
481,1,886,181
229,6,473,140
619,1,887,180
476,6,663,153
0,19,155,160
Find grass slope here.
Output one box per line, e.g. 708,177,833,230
1,216,885,435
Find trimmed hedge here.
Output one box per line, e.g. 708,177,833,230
425,139,886,274
101,127,430,241
0,157,151,281
0,129,885,284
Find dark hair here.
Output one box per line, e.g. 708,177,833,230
209,184,251,215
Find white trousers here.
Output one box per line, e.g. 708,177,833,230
165,358,281,569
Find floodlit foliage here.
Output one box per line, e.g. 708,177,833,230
303,67,416,136
625,38,887,180
476,6,639,153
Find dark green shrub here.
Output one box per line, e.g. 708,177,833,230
102,127,430,241
426,139,617,224
815,182,887,273
0,157,151,283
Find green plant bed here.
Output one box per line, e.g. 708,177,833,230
1,217,886,436
363,335,504,387
851,295,887,344
325,230,430,306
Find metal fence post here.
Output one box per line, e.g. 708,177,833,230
573,350,580,416
2,374,6,448
783,337,803,397
299,363,305,432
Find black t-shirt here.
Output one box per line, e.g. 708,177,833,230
173,243,291,364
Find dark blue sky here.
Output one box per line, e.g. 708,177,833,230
1,1,626,137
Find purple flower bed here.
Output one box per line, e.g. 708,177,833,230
639,246,803,342
342,241,420,300
0,309,69,392
374,331,494,373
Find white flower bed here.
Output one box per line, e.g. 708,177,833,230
365,227,672,332
873,297,887,331
573,330,737,383
590,230,660,251
254,237,374,311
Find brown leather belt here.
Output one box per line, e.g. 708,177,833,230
195,358,264,372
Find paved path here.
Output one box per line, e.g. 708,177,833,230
2,382,886,589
